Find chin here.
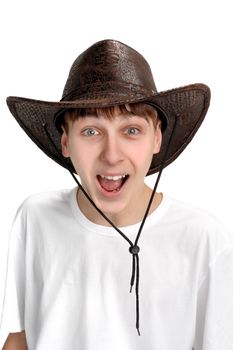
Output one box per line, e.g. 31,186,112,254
97,200,128,215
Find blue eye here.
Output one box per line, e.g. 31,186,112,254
126,127,140,135
83,128,99,136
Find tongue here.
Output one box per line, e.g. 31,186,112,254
98,177,124,192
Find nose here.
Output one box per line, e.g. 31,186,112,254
100,135,124,165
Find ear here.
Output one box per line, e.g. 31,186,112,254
153,121,162,154
60,127,70,158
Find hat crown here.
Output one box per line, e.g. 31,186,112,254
61,40,157,102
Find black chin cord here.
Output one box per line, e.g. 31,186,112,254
43,116,178,336
68,116,177,336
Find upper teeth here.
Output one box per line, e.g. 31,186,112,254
100,175,127,181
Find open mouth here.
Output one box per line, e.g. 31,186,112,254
97,174,129,193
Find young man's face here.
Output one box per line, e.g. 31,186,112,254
61,108,162,226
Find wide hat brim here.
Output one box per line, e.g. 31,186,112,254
7,82,210,175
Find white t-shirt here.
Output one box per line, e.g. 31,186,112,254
1,187,233,350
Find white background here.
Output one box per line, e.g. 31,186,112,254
0,0,232,342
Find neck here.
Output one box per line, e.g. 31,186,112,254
76,186,163,227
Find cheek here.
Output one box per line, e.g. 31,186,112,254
130,143,155,173
68,146,94,176
69,152,85,171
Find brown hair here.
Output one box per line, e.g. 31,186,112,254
60,103,159,134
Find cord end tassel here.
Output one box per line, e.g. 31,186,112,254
129,247,141,335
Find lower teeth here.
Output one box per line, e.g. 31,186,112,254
113,188,120,193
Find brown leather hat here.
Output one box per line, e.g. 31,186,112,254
6,39,211,175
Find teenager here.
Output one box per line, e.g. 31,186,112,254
1,39,233,350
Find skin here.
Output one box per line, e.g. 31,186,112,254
2,331,28,350
61,110,162,227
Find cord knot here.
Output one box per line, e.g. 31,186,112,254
129,245,140,255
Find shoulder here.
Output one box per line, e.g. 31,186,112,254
165,194,233,252
10,188,77,241
15,187,76,220
166,194,227,228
